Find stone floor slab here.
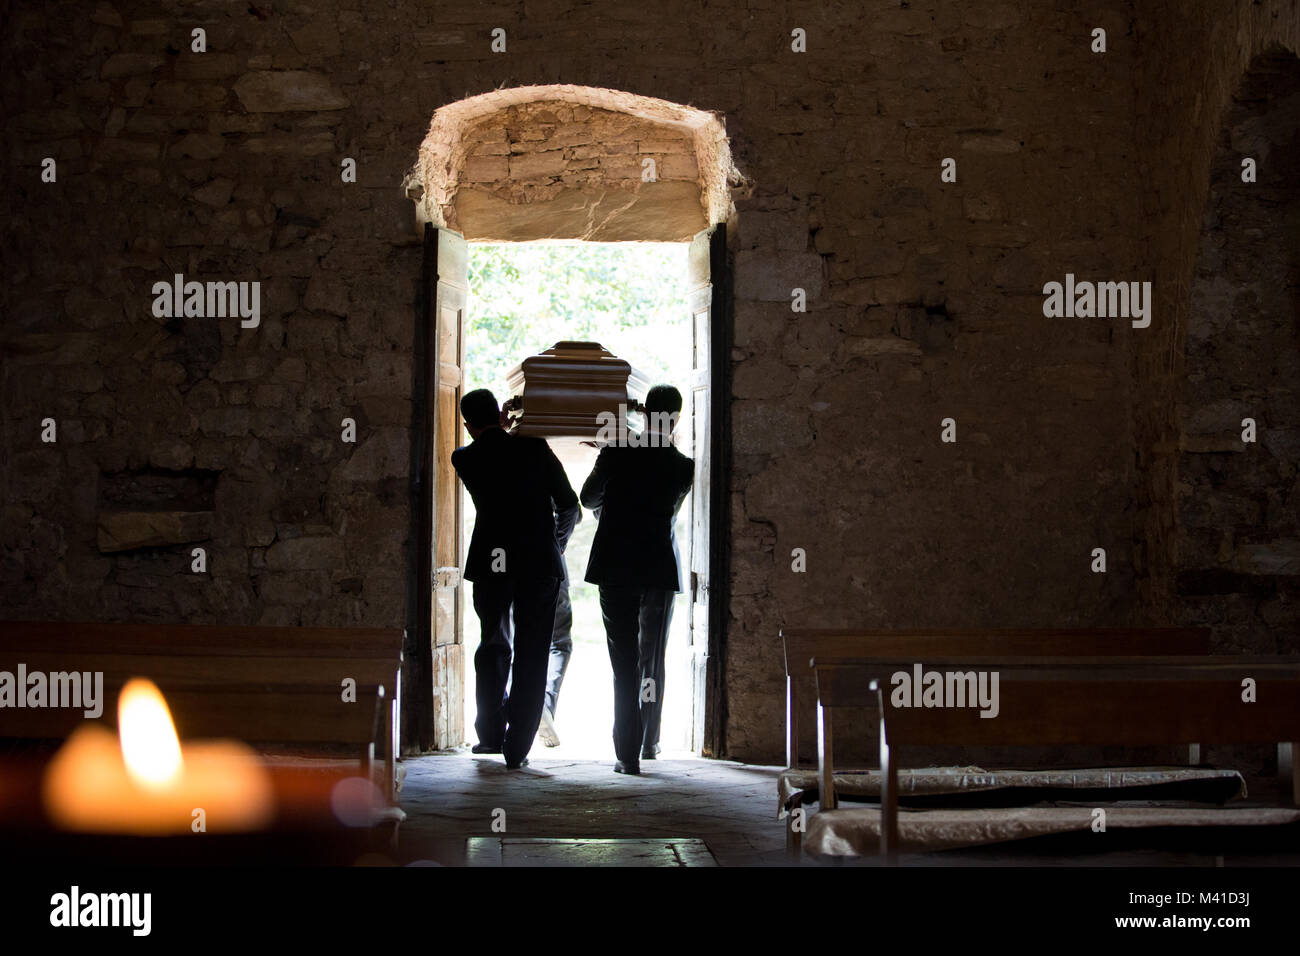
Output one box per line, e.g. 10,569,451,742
466,837,718,866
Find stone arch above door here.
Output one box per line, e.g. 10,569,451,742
408,84,748,241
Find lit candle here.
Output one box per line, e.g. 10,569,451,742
42,679,274,835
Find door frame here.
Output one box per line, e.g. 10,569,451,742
702,223,732,758
404,223,734,756
405,223,467,754
404,224,440,754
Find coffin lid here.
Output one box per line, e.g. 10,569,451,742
504,341,652,439
506,341,650,397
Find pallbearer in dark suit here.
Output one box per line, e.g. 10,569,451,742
451,388,579,769
581,385,694,774
537,548,575,748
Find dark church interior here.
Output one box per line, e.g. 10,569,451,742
2,0,1298,937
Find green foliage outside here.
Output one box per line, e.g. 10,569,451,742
464,241,692,399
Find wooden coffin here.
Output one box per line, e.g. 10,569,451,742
505,341,649,439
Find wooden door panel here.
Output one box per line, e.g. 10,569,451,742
687,229,712,753
409,224,467,753
431,643,463,751
431,231,467,750
434,358,460,647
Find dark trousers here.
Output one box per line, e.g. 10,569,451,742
545,581,572,718
472,574,561,764
598,584,676,763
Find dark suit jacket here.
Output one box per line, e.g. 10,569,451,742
451,428,579,583
581,442,694,593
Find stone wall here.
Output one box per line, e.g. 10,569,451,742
452,102,708,241
723,2,1145,760
2,0,1297,766
1,2,422,632
1173,52,1300,657
1129,2,1300,785
1131,2,1300,629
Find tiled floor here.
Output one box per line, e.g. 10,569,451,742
395,752,791,866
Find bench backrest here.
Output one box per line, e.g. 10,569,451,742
813,656,1300,747
781,627,1212,766
0,621,402,749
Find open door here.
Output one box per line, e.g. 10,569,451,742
687,224,730,756
407,223,467,752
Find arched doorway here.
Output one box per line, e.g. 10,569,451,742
401,86,748,757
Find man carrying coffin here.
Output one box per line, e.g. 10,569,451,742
581,385,694,774
537,552,575,748
452,388,580,769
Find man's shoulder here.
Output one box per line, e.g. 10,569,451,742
653,443,692,466
507,434,558,463
604,442,689,464
452,438,495,472
672,448,694,481
595,443,637,468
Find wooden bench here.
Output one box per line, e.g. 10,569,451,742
0,621,404,801
780,628,1214,855
783,628,1213,768
813,654,1300,860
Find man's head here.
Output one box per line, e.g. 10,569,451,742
461,388,501,438
643,384,683,437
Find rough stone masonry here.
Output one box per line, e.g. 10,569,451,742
1,0,1298,771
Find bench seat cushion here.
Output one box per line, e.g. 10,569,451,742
779,765,1246,817
806,804,1300,856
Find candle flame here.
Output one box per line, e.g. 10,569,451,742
118,678,184,790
